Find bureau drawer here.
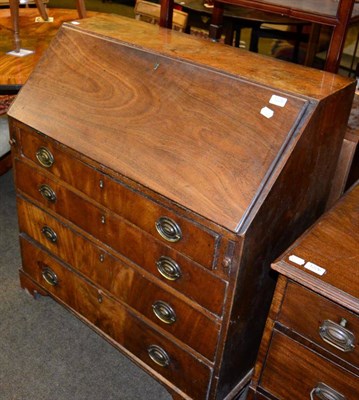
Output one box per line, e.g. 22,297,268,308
17,130,219,269
20,231,219,360
17,197,226,316
279,281,358,369
20,239,212,399
259,331,359,399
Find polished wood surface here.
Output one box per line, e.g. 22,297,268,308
0,8,99,89
274,183,359,311
9,16,356,399
250,184,359,399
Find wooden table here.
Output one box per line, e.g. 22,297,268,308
176,0,309,57
0,8,98,92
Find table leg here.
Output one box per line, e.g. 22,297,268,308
76,0,87,19
209,1,224,41
9,0,20,52
160,0,174,28
33,0,49,21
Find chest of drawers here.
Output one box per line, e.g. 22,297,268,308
248,183,359,399
7,14,356,400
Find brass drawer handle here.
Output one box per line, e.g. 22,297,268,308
152,300,176,325
319,319,355,352
41,226,58,243
36,146,54,168
41,267,58,286
310,382,346,400
147,345,170,367
156,256,182,281
155,217,182,243
39,184,57,203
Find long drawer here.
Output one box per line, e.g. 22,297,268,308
16,196,226,317
17,128,220,269
18,209,221,361
259,331,359,399
20,238,212,399
279,281,358,369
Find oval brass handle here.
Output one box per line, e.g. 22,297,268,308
41,267,58,286
36,146,54,168
319,319,355,352
147,345,170,367
156,256,182,281
39,184,57,203
155,217,182,242
152,300,176,325
41,226,58,243
310,382,346,400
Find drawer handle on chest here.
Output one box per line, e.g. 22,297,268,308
310,382,346,400
319,319,355,352
41,267,59,286
39,184,57,203
156,256,182,281
36,147,55,168
152,301,176,325
147,345,170,367
155,217,182,243
41,226,58,243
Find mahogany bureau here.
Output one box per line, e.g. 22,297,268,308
7,14,356,400
248,182,359,399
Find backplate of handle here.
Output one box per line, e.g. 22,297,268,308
41,226,58,243
147,345,170,367
36,147,54,168
152,300,176,324
155,217,182,242
310,382,346,400
156,256,182,281
39,184,57,203
319,319,355,352
41,267,58,286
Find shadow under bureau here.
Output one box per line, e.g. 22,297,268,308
7,14,356,400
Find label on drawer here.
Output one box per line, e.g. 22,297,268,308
269,94,287,107
288,255,305,266
304,261,326,276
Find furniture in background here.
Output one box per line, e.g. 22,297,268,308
248,181,359,399
6,0,86,53
8,14,355,400
174,0,309,60
207,0,359,73
135,0,188,31
0,96,14,175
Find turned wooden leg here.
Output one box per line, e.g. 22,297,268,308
76,0,87,19
33,0,49,21
9,0,20,52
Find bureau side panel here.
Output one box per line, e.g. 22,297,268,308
214,83,355,398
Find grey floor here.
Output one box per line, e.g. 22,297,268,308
0,170,171,400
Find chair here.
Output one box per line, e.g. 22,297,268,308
135,0,188,32
6,0,86,53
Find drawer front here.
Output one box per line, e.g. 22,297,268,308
18,205,221,361
20,239,212,399
18,129,219,269
260,331,359,399
279,282,358,368
17,196,226,316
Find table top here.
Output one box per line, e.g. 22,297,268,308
176,0,309,24
272,182,359,313
0,8,99,90
213,0,359,25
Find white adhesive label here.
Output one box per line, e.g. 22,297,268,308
288,255,305,266
269,95,287,107
260,106,274,119
304,261,326,276
71,21,81,25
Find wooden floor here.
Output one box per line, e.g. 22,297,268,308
0,8,100,90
